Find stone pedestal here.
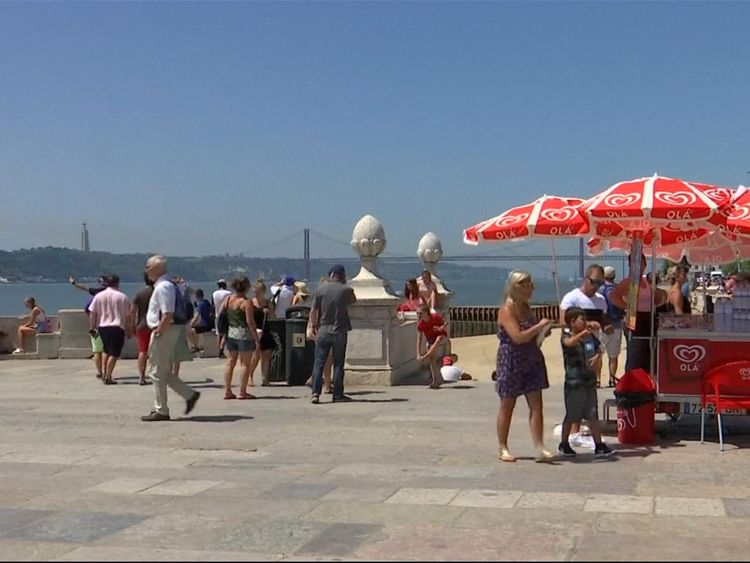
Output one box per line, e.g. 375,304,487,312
343,215,426,386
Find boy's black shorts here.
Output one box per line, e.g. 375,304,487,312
564,385,598,423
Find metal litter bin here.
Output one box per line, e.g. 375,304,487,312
285,306,316,386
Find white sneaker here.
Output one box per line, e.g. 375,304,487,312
11,348,23,355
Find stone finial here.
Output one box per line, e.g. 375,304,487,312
351,215,386,258
350,215,397,299
417,232,443,268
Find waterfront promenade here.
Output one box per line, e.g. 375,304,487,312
1,355,750,561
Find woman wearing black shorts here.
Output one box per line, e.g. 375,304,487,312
247,280,276,388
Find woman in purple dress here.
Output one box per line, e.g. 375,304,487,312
496,270,554,463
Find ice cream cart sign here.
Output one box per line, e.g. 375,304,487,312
658,337,750,396
672,344,707,373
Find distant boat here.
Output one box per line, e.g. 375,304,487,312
0,276,9,283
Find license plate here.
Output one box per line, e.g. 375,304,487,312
682,402,750,416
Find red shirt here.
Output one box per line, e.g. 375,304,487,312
417,313,447,342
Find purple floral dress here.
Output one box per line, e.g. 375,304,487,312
496,316,549,399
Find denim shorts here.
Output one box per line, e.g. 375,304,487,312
226,338,255,353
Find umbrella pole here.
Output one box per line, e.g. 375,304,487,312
650,238,657,376
550,238,561,308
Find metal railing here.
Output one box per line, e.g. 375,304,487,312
449,304,560,338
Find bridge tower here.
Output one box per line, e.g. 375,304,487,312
303,228,310,281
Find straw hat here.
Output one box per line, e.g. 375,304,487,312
294,281,310,297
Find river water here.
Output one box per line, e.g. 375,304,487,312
0,278,579,316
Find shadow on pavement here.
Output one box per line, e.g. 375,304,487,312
254,396,298,400
346,390,386,396
346,398,409,403
176,415,255,423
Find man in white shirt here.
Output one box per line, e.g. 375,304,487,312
560,264,612,387
212,279,232,357
141,255,200,422
270,275,296,319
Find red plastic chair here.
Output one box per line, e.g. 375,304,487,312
701,361,750,451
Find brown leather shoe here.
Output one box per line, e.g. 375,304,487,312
141,411,170,422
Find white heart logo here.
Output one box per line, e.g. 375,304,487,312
540,208,577,222
729,205,750,222
673,344,706,364
604,193,640,208
655,191,698,206
704,188,731,203
495,213,529,227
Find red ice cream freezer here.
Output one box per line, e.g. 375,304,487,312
657,329,750,415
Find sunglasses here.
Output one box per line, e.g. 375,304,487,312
588,277,604,287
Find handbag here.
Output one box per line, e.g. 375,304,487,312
217,296,230,335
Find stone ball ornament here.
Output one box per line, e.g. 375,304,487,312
351,215,387,258
417,232,443,264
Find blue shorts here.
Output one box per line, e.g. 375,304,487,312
226,338,255,353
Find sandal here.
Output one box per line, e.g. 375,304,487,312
535,449,555,463
237,393,256,400
498,447,516,463
224,392,237,400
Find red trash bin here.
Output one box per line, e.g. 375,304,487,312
614,369,656,445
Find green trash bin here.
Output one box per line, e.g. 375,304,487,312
264,318,286,383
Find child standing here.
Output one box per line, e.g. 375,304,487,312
559,307,613,458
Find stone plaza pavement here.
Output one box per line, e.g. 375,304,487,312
2,359,750,561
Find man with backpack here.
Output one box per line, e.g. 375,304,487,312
141,255,200,422
601,266,625,388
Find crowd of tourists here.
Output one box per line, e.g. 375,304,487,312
12,255,694,463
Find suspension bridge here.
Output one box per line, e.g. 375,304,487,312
241,228,629,280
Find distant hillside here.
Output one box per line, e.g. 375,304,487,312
0,247,511,285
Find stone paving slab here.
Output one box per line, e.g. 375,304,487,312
0,539,79,562
2,358,750,560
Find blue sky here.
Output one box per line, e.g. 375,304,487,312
1,1,748,262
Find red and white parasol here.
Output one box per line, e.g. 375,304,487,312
582,174,732,230
462,195,589,245
588,230,750,265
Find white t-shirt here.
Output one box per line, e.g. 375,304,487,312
440,365,464,382
147,276,176,329
271,284,295,319
212,289,232,311
560,288,606,316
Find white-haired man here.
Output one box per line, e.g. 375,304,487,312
141,255,200,421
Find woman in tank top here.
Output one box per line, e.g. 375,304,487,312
13,297,51,354
222,277,260,399
610,255,668,372
246,280,276,390
667,266,692,315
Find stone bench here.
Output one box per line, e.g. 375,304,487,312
36,332,61,359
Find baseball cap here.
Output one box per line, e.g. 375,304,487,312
217,279,226,285
283,275,295,286
603,266,616,279
329,264,346,279
441,356,453,366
